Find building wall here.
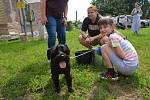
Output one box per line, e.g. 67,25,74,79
0,0,19,35
0,0,41,35
0,0,9,24
30,2,41,21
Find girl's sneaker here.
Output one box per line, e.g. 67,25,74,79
99,70,119,81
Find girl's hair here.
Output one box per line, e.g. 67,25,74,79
98,16,114,26
135,2,140,6
87,5,102,17
98,16,127,39
87,5,97,12
135,2,142,7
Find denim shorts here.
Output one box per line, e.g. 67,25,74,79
95,47,102,55
109,51,138,75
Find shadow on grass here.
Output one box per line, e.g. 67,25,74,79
71,58,106,74
1,54,148,99
69,56,149,99
0,40,46,54
1,61,71,99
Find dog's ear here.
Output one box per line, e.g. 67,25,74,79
64,44,70,55
47,48,53,60
47,47,57,60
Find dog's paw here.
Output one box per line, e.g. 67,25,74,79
68,88,74,93
55,89,61,94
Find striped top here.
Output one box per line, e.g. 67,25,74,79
109,32,138,67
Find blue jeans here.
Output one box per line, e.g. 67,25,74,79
46,16,66,48
95,47,102,55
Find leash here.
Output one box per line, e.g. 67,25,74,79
70,49,95,59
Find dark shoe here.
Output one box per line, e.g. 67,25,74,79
99,70,119,80
118,72,127,77
135,31,139,36
55,89,61,93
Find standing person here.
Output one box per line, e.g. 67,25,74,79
41,0,68,60
124,15,128,29
131,2,142,35
79,5,102,55
98,16,139,80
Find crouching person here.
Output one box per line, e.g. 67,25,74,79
98,16,139,80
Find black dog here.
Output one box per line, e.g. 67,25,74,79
47,44,73,93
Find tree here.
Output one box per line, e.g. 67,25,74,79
91,0,130,16
67,21,74,31
141,0,150,18
91,0,150,18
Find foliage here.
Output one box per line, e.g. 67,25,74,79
91,0,150,18
141,0,150,18
91,0,130,16
0,27,150,99
67,21,74,31
67,20,82,31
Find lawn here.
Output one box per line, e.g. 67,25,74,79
0,27,150,100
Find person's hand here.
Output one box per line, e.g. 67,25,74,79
85,37,91,44
100,33,107,38
89,37,95,43
41,15,47,25
102,36,109,44
62,17,67,26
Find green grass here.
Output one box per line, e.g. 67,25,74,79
0,27,150,100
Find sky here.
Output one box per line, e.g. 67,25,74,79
68,0,92,21
25,0,92,21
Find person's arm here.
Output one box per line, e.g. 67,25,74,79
80,31,88,39
88,33,106,45
100,36,110,45
41,0,47,25
64,3,68,18
89,33,106,42
110,35,126,59
131,8,138,16
113,47,125,59
131,8,135,16
80,18,89,38
62,3,68,26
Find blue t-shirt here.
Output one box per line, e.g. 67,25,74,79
81,15,101,37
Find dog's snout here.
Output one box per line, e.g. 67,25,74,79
61,54,65,57
55,52,66,60
59,52,65,56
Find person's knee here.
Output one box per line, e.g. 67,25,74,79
101,44,109,53
101,36,109,44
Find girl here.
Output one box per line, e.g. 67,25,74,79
131,2,143,35
98,16,139,80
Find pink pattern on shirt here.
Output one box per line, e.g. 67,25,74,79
109,33,138,66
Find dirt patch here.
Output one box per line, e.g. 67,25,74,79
115,92,143,100
87,82,144,100
108,84,143,100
